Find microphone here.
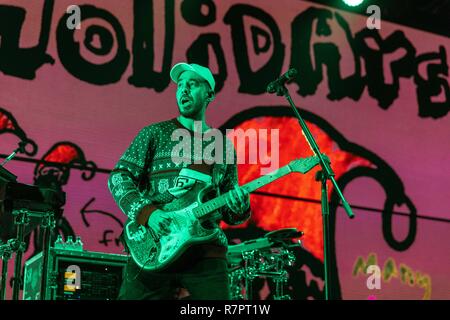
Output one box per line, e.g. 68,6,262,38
266,68,298,94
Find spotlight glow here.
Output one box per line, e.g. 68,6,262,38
343,0,365,6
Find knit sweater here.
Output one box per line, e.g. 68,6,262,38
108,118,250,255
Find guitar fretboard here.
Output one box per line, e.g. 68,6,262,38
193,165,292,220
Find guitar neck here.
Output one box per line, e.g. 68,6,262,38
193,165,292,220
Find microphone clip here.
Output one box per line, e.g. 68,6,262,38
266,68,298,96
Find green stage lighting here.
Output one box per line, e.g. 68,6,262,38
343,0,365,7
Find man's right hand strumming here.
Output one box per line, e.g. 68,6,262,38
147,209,173,235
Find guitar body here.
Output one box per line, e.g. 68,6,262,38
122,155,323,272
123,183,221,272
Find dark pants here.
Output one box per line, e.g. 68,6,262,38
118,257,231,300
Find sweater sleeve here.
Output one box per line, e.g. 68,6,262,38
108,126,158,224
219,139,251,226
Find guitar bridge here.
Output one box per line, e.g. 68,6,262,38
148,227,160,242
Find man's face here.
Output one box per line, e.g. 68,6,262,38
176,70,211,119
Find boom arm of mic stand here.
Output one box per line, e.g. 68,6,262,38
280,85,354,219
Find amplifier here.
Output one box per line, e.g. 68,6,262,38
23,248,129,300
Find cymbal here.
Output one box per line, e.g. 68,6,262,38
264,228,304,240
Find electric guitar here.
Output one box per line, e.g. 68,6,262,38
123,155,325,271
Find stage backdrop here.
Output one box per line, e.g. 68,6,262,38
1,0,449,300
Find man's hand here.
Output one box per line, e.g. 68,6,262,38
147,209,172,235
226,185,250,214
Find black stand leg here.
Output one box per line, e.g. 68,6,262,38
243,251,253,300
12,210,28,300
40,212,55,300
0,243,12,300
319,172,331,300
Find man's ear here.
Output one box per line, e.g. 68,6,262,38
207,91,215,102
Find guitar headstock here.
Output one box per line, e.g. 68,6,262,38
288,154,330,174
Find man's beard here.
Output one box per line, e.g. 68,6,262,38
178,103,202,119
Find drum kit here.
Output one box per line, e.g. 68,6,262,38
227,228,303,300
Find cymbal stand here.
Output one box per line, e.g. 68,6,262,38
39,211,55,300
242,250,257,300
0,240,14,300
11,209,29,300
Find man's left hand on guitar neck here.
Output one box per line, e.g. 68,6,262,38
225,185,250,215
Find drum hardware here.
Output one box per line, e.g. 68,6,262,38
6,209,56,300
1,165,64,300
228,267,245,300
227,228,303,300
264,228,304,241
0,240,14,300
11,209,30,300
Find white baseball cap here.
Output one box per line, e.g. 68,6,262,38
170,62,215,92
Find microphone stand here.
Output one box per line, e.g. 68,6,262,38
0,141,27,168
269,82,354,300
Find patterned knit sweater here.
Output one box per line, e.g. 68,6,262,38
108,118,250,254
